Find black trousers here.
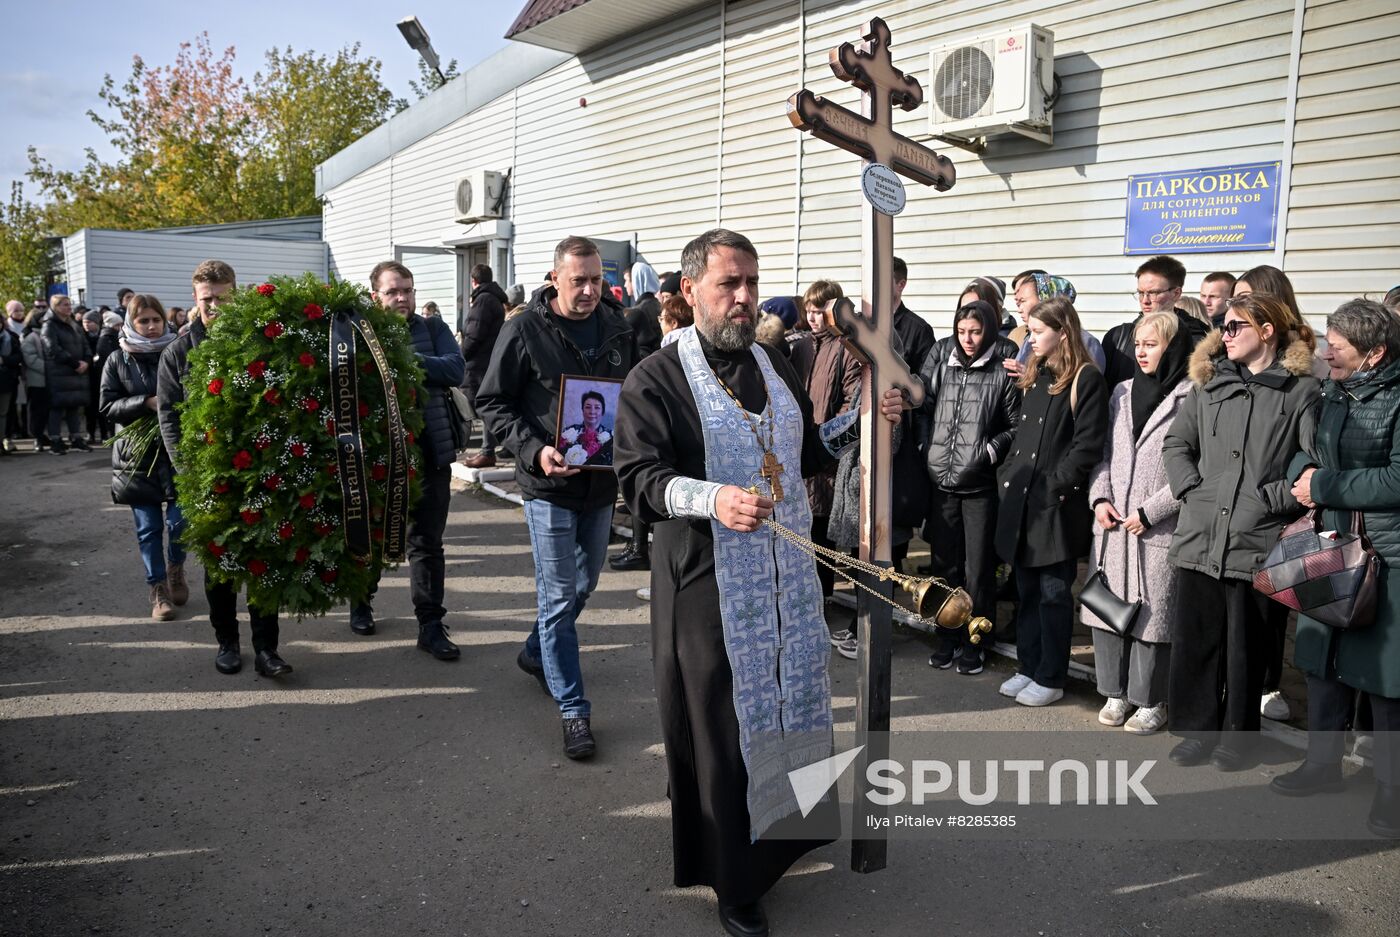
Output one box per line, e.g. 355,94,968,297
924,489,998,650
1262,600,1290,694
1169,569,1271,738
367,461,452,624
1305,676,1400,785
27,386,49,443
1013,558,1078,688
810,515,836,599
206,577,280,653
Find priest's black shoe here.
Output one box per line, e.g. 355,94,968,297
518,648,550,694
562,716,596,760
1168,739,1213,767
717,901,768,937
1210,743,1256,772
350,602,376,636
609,546,650,572
215,642,242,675
418,621,460,660
1369,783,1400,839
1270,760,1345,797
254,650,293,677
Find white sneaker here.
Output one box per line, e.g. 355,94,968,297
999,673,1033,698
1124,703,1168,735
1353,733,1374,762
829,628,855,647
835,637,858,660
1015,681,1064,707
1261,690,1291,721
636,586,651,602
1098,697,1132,727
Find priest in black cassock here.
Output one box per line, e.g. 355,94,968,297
614,229,904,937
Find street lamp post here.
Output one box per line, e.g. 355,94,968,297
397,16,445,84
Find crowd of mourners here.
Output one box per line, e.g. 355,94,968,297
5,251,1400,841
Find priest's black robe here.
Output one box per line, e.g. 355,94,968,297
614,332,839,905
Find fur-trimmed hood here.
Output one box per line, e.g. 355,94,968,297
1187,329,1316,387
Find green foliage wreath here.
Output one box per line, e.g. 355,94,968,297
175,274,426,616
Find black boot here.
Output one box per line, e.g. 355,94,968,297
350,602,376,635
609,522,650,572
215,641,242,675
1270,760,1345,797
254,649,293,677
717,900,768,937
1369,783,1400,839
418,621,460,660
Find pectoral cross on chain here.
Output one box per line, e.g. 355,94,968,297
760,450,784,503
786,16,956,876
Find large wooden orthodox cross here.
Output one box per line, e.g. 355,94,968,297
787,16,956,873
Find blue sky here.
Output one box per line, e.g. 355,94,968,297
1,0,519,201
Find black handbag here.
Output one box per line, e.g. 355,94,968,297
445,387,473,451
1079,527,1143,637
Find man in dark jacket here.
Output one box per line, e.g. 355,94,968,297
1101,254,1209,386
459,263,507,469
351,261,467,662
477,235,635,761
891,255,935,375
158,259,290,679
889,256,935,571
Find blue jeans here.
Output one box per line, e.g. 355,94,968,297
132,502,186,585
521,498,612,718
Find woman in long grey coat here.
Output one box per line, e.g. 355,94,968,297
1086,311,1191,735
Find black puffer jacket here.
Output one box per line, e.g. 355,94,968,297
476,287,633,511
42,312,90,408
100,348,175,505
461,281,507,383
919,334,1022,493
0,329,21,395
406,312,467,468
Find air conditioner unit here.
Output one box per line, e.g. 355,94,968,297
454,169,506,223
928,24,1055,144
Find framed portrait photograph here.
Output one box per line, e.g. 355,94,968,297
554,375,624,471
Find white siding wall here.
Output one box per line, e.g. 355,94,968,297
78,230,327,316
62,230,88,304
321,0,1394,336
1283,0,1400,317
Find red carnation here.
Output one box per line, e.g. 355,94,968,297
326,463,338,476
277,522,294,540
298,493,316,509
371,463,386,481
298,352,316,367
294,547,310,564
241,510,262,526
405,430,415,446
319,568,338,583
326,418,336,436
408,387,417,401
291,442,306,457
263,322,284,339
314,522,334,536
263,388,280,405
304,303,324,320
303,397,321,412
254,437,271,451
246,360,267,379
213,481,230,494
208,542,226,557
207,378,224,395
408,467,417,479
232,450,253,470
373,529,385,542
358,401,370,418
264,474,282,491
247,559,268,575
256,283,276,297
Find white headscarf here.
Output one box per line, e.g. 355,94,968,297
631,262,660,297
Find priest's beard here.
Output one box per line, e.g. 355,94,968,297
696,302,757,352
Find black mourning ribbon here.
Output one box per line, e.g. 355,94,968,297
329,310,411,563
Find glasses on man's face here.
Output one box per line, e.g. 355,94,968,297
1221,319,1255,338
1131,288,1177,301
382,288,416,299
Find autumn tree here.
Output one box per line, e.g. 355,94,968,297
243,44,403,219
407,56,460,99
0,183,51,303
27,34,401,234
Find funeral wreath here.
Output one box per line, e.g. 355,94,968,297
176,274,426,616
